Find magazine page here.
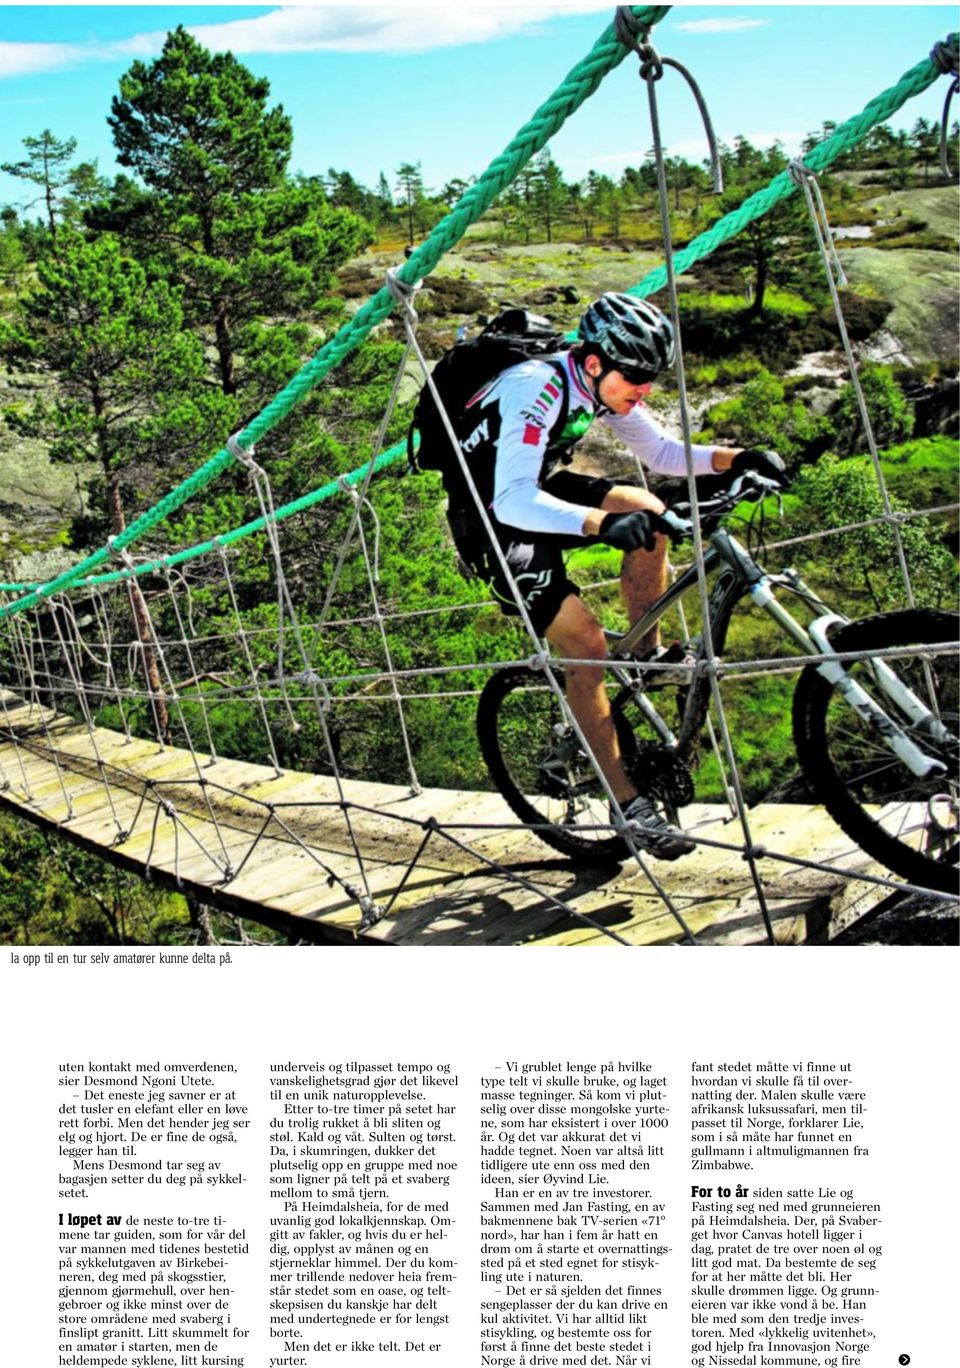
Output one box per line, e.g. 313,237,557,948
1,2,957,1365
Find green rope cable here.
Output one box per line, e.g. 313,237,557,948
0,5,668,619
1,31,951,606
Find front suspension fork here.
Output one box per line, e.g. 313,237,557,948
750,571,948,782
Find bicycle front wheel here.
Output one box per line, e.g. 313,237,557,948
476,665,628,863
792,610,959,893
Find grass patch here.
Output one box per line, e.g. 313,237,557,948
680,288,814,318
689,357,767,388
680,291,748,315
879,435,960,510
762,288,816,317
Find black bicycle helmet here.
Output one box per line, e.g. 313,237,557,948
578,292,675,376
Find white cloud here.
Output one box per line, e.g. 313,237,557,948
675,19,768,35
0,3,618,78
0,42,93,79
189,3,619,56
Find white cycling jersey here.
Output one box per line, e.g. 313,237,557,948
470,351,717,538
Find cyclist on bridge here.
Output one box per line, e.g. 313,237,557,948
448,292,784,859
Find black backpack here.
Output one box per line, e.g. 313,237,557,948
407,308,569,494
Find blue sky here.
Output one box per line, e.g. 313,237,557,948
0,4,956,213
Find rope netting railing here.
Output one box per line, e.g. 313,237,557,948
1,13,957,944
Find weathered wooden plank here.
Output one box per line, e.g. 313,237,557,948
1,699,897,946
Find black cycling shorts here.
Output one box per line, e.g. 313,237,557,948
449,471,616,636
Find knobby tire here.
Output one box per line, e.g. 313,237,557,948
792,609,959,894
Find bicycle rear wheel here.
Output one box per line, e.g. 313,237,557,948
792,610,959,893
476,665,628,863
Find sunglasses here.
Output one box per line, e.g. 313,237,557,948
615,366,658,386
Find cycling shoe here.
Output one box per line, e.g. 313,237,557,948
611,794,695,860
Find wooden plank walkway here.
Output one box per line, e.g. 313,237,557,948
0,691,892,946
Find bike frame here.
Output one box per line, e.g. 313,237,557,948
603,519,949,780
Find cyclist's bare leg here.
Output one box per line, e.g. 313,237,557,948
545,592,636,805
600,486,668,650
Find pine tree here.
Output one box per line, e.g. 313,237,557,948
714,139,805,315
0,233,236,738
530,152,567,244
104,27,371,398
395,162,426,245
0,209,26,293
1,130,81,238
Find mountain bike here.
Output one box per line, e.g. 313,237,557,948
476,473,959,893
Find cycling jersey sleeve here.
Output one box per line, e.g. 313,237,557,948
488,360,595,538
603,403,716,477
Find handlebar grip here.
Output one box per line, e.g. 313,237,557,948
657,509,693,540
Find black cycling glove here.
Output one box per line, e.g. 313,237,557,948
731,447,787,486
597,510,660,552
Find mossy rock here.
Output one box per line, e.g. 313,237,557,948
863,186,960,246
838,246,960,364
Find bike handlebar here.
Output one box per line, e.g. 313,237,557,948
659,471,785,540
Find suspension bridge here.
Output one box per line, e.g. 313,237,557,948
1,7,957,946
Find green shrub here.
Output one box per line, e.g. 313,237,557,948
831,365,914,453
875,232,956,252
679,291,748,316
872,217,928,241
793,453,955,611
699,367,826,459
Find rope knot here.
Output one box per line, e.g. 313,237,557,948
614,7,647,50
638,42,664,83
357,894,382,931
527,650,550,672
931,34,959,74
741,844,768,863
788,158,814,187
614,9,662,81
107,536,135,570
386,267,421,325
227,432,261,473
